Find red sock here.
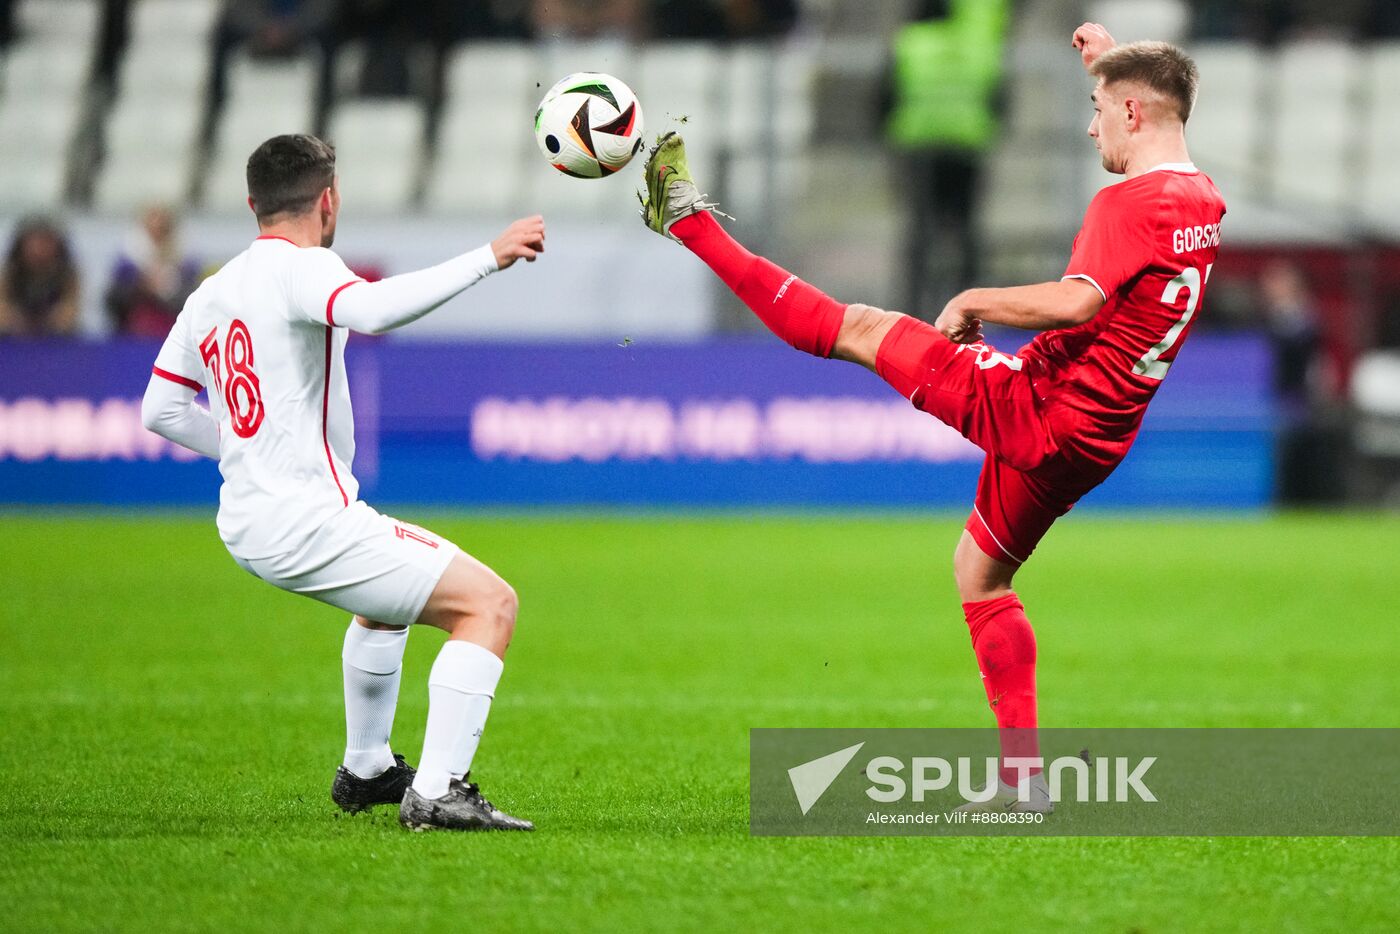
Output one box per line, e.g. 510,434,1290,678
671,211,846,358
962,592,1040,787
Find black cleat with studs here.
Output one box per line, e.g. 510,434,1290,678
399,775,534,832
331,753,417,814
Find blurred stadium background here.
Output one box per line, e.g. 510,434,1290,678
1,0,1398,509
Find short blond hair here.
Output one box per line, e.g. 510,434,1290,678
1090,41,1199,124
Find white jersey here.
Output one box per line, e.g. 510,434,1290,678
150,234,498,560
153,236,366,557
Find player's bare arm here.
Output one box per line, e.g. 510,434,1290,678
1072,22,1116,70
935,279,1104,343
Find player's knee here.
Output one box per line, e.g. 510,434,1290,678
833,304,903,368
953,535,1014,603
492,579,519,630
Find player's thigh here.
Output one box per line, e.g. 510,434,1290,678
953,530,1017,603
414,549,518,634
831,303,904,370
963,457,1077,571
874,316,1054,472
236,507,462,627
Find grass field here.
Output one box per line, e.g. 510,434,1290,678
3,511,1398,932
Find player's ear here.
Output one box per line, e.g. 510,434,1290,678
247,196,257,216
1124,97,1142,130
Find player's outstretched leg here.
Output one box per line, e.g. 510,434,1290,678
640,132,849,359
331,617,417,813
399,552,533,832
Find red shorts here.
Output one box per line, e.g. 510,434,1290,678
875,316,1112,565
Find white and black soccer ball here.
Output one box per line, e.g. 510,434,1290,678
534,72,645,178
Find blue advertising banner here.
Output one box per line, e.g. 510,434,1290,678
0,335,1274,508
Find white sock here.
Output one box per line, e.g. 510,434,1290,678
411,640,504,800
341,620,409,779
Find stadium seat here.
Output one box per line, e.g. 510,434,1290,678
0,40,90,96
426,43,535,215
724,43,769,153
1188,43,1263,196
205,112,317,212
129,0,221,40
444,42,535,111
772,43,816,155
224,49,319,110
1273,40,1356,214
1085,0,1188,43
718,42,815,208
98,56,207,210
0,3,97,210
636,42,722,138
97,89,207,210
94,0,220,212
15,0,101,42
0,98,70,208
202,51,320,210
1359,44,1400,233
326,100,427,213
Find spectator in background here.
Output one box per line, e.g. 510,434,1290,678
1257,260,1337,502
105,206,202,339
884,0,1007,316
334,0,437,97
434,0,532,42
208,0,333,132
529,0,645,40
0,0,15,47
652,0,799,39
1259,260,1320,404
215,0,333,59
0,218,80,338
1189,0,1382,42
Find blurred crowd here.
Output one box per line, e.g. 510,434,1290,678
0,209,201,340
1188,0,1400,41
0,0,802,53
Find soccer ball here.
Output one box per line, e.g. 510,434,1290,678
534,72,645,178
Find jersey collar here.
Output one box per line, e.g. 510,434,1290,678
254,235,298,245
1145,162,1199,175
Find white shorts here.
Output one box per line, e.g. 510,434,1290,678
231,501,460,626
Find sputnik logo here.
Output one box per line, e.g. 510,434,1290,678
787,742,865,816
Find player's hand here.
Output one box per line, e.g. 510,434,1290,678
935,298,983,345
1072,22,1115,70
493,215,546,270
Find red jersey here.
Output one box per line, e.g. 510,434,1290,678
1025,163,1226,470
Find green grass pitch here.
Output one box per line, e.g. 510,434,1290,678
3,510,1398,932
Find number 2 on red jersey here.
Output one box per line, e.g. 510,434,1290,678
1135,263,1213,381
200,319,266,438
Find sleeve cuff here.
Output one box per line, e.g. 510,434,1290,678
470,243,499,275
1061,274,1107,303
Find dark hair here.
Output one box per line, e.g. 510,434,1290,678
1090,41,1199,124
246,134,336,222
4,216,77,312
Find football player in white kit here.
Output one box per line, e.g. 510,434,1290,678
141,134,543,831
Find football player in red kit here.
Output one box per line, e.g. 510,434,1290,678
639,25,1226,811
